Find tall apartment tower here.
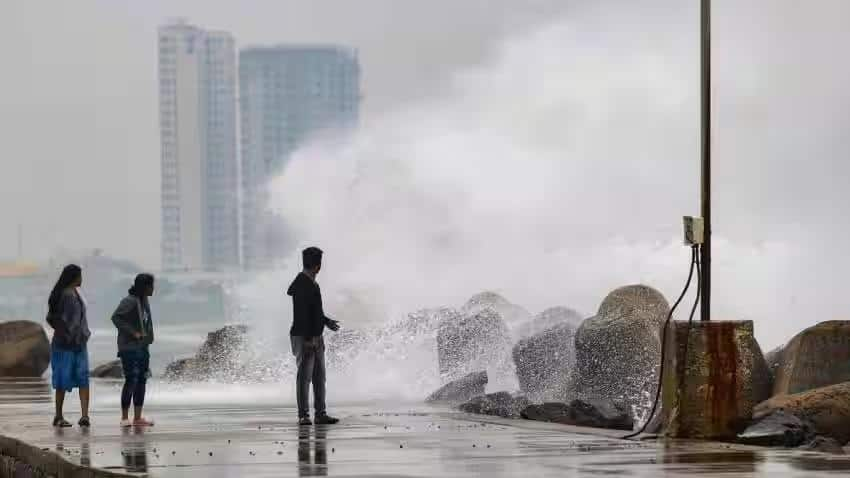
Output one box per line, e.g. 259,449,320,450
239,46,360,269
158,21,240,271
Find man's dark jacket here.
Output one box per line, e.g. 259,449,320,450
287,272,333,337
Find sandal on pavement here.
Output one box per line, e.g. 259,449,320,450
133,418,155,427
53,417,72,428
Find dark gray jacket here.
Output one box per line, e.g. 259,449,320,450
52,288,91,351
110,295,155,354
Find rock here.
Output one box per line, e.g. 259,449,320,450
196,325,248,365
512,322,577,401
0,320,50,377
800,436,845,454
764,346,784,380
558,398,633,430
737,410,814,447
513,307,583,339
749,337,774,404
90,360,123,379
773,321,850,396
379,307,458,353
437,308,511,382
165,325,248,381
163,358,201,381
426,371,488,404
571,285,669,419
461,292,531,326
754,381,850,445
393,308,458,337
458,392,531,418
521,402,570,422
521,398,633,431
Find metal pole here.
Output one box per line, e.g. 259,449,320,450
700,0,712,321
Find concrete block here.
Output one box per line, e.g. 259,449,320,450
662,320,764,439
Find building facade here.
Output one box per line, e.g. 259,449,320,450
239,46,360,269
158,21,239,271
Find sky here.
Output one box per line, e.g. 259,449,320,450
2,1,850,348
0,0,569,266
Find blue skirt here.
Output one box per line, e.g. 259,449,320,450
51,345,90,391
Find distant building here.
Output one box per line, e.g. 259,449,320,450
239,46,360,269
158,21,240,271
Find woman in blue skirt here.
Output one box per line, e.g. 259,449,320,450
46,264,92,427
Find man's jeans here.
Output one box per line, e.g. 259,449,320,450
290,336,326,418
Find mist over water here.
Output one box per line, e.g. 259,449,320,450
215,3,850,406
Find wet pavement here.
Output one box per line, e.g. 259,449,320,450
3,378,850,477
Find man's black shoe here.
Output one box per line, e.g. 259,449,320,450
298,416,313,426
314,414,339,425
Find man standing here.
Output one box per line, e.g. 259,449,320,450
288,247,341,425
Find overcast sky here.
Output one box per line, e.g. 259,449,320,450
3,0,848,268
0,0,571,266
2,1,850,346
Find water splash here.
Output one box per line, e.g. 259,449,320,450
225,4,850,410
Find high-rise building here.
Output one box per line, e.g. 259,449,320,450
239,46,360,269
158,21,240,271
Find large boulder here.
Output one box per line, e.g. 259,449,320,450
561,398,634,430
164,325,248,381
90,360,123,379
571,285,669,419
773,321,850,396
521,398,633,431
461,292,530,327
748,336,774,404
391,308,458,337
754,381,850,445
164,357,202,381
426,371,488,404
737,410,814,447
521,402,570,422
513,307,583,339
196,324,248,365
764,346,784,380
0,320,50,377
458,392,531,418
437,308,511,382
512,322,577,401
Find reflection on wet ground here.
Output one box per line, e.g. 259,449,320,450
297,424,328,477
3,378,850,477
0,378,50,404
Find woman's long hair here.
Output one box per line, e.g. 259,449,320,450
128,273,155,297
48,264,81,315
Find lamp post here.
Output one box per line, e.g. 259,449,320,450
700,0,712,322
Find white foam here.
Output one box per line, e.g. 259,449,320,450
234,4,850,406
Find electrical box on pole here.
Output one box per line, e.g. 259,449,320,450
683,216,704,246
